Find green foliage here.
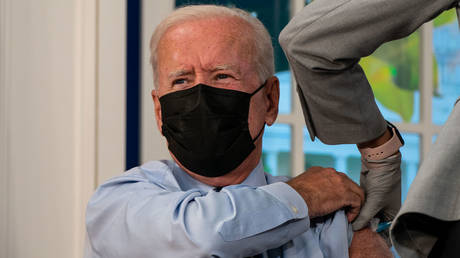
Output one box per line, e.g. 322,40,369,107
360,56,414,122
369,33,419,91
433,54,440,96
365,32,439,93
359,25,443,120
434,9,457,27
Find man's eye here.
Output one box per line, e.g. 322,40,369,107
216,74,230,80
173,78,186,85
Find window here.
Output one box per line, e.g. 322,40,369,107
263,3,459,204
432,9,460,125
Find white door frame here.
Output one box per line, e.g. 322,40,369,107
0,0,12,255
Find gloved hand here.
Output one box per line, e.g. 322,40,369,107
352,152,402,231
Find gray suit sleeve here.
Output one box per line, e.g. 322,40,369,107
279,0,458,144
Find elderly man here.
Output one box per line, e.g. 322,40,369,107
85,5,390,257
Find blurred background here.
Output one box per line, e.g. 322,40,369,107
1,0,459,257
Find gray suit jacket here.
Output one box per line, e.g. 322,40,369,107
279,0,460,257
391,100,460,257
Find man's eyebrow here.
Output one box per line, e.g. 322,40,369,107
168,69,192,79
168,65,240,79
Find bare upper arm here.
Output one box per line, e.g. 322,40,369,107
349,228,393,258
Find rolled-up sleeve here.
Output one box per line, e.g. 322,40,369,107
85,173,309,258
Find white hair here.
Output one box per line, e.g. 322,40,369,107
149,5,275,89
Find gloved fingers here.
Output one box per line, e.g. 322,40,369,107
351,199,381,231
351,193,384,231
361,166,401,210
353,186,400,230
380,183,401,220
354,152,402,231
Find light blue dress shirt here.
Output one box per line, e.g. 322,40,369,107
85,160,353,258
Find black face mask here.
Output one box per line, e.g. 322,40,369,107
159,82,266,177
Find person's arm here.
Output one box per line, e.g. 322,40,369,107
85,162,366,257
279,0,458,144
349,228,392,258
309,206,390,258
85,170,309,257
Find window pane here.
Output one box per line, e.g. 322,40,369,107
432,9,460,125
303,128,361,183
304,128,420,202
262,124,292,177
432,134,438,143
400,133,420,202
276,71,292,114
360,35,420,123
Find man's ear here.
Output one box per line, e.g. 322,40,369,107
152,89,163,134
264,76,280,126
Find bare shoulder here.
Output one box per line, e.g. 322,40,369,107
349,228,393,258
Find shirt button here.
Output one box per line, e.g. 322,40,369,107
291,206,298,214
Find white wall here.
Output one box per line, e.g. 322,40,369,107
97,0,126,183
0,0,126,257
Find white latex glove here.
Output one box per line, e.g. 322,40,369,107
352,152,402,231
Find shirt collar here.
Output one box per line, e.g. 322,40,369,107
172,160,267,191
239,161,267,187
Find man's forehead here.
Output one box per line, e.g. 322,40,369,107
158,17,255,67
163,16,252,42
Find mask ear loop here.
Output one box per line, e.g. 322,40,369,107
252,122,266,142
250,80,268,142
249,80,267,96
